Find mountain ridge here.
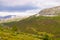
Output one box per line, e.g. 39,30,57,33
1,6,60,40
36,6,60,16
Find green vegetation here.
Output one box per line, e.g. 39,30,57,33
0,27,53,40
1,16,60,40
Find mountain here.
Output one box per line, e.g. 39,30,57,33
0,16,3,19
0,24,53,40
36,6,60,16
0,14,33,23
1,16,60,40
0,15,17,23
0,15,16,19
0,6,60,40
3,15,16,19
0,15,28,23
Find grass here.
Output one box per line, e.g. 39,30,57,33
0,27,53,40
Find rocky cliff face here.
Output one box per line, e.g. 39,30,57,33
38,6,60,16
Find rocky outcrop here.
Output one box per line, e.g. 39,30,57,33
38,6,60,16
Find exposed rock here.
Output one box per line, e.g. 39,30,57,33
38,6,60,16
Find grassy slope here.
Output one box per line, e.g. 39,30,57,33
0,26,54,40
0,28,41,40
2,16,60,40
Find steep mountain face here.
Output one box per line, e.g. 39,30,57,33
38,6,60,16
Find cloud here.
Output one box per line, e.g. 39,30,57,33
0,0,60,16
0,0,60,13
0,0,60,10
0,0,36,6
33,0,60,8
0,9,40,17
0,0,60,7
0,5,38,12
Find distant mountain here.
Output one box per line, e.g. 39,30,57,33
0,16,3,19
3,15,16,19
0,15,16,19
36,6,60,16
0,15,31,23
0,15,21,23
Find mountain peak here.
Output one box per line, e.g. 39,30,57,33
38,6,60,16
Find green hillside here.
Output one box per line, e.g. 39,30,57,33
1,16,60,40
0,26,53,40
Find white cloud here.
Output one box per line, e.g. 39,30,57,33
33,0,60,8
0,9,40,17
0,0,35,6
1,0,60,8
0,0,60,17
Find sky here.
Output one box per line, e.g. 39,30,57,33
0,0,60,16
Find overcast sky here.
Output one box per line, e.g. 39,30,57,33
0,0,60,16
